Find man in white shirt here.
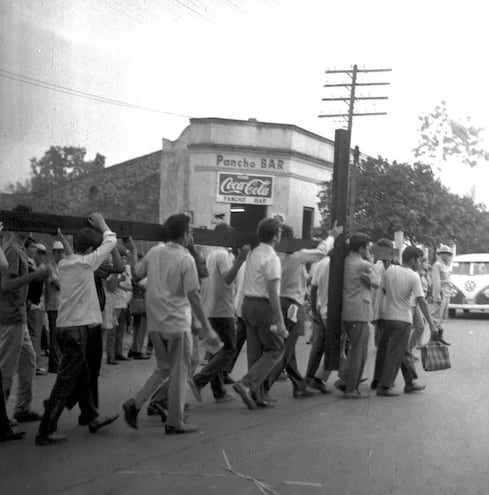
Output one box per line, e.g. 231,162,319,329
191,223,249,403
123,214,219,434
376,246,438,396
36,213,120,446
233,218,287,410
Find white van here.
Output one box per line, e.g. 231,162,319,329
448,253,489,317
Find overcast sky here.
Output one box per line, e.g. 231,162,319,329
1,0,489,203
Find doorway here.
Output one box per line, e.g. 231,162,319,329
302,207,314,239
229,204,267,233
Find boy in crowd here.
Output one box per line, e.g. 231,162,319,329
36,213,119,446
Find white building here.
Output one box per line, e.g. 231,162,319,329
160,117,336,238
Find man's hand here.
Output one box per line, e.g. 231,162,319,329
88,212,109,233
237,244,251,262
125,236,137,253
271,323,289,339
329,220,344,238
34,266,50,280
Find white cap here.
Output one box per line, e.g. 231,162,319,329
52,241,64,250
35,243,47,253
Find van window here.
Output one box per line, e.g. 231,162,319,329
452,262,489,275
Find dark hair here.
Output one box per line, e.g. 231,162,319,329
12,204,33,213
402,246,424,264
24,237,37,249
257,218,281,243
280,224,294,239
165,214,191,241
349,233,370,252
73,227,102,254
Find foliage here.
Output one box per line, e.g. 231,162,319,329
414,101,489,169
318,156,489,253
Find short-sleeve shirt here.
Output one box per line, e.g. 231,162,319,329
311,256,330,319
0,241,29,325
201,247,235,318
383,265,424,324
137,242,200,335
242,243,281,299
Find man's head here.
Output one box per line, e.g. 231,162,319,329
257,218,282,244
52,241,64,263
437,245,452,264
73,228,102,255
280,224,294,239
349,233,371,260
33,243,47,265
165,213,191,243
24,237,38,258
402,246,424,271
214,222,234,233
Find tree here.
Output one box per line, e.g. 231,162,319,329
318,156,489,253
23,146,105,193
414,101,489,169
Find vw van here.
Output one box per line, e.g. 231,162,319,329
448,253,489,317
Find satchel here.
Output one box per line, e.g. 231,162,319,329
420,341,451,372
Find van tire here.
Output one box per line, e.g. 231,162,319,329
448,309,456,318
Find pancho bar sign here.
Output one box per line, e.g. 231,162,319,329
216,172,274,205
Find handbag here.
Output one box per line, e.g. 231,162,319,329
420,341,451,372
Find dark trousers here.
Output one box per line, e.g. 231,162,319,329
38,327,98,437
0,370,12,435
225,317,247,375
306,317,327,379
266,298,306,392
47,310,61,373
86,326,103,409
241,297,284,398
342,321,370,393
194,317,236,398
378,320,417,389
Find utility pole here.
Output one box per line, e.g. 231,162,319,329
319,65,391,232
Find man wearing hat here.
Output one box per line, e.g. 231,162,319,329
45,241,64,372
431,245,452,344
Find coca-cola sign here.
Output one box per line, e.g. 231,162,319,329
217,173,274,205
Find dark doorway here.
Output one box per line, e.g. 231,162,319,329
230,204,267,233
302,207,314,239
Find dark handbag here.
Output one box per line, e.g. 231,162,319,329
130,298,146,316
420,341,451,372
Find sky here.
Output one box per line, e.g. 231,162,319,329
1,0,489,203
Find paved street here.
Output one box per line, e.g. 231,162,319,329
1,315,489,495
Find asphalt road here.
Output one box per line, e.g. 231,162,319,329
2,314,489,495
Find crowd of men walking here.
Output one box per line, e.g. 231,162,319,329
0,209,451,445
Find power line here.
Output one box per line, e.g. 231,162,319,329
0,68,193,119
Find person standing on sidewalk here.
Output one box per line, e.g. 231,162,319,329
375,246,438,397
122,214,219,434
341,233,380,399
190,223,249,404
233,218,287,410
36,214,120,446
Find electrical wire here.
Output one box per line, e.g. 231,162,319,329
0,68,192,118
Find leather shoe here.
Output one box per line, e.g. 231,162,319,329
223,374,235,385
14,410,42,423
404,382,426,394
165,422,199,434
0,430,25,442
107,359,119,365
293,388,315,399
115,355,131,361
233,382,257,410
35,432,67,446
214,394,234,403
334,379,346,392
132,353,151,360
254,399,275,408
123,400,140,429
88,414,119,433
306,378,330,394
376,387,400,397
